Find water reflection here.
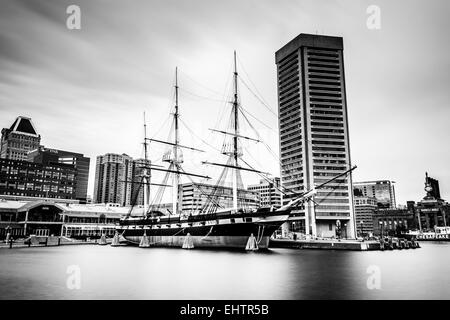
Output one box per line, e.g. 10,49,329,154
1,242,449,299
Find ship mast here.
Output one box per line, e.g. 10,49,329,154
123,71,209,219
146,67,209,217
202,51,267,212
173,67,181,216
143,112,150,216
232,51,239,211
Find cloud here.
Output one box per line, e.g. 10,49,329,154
0,0,449,204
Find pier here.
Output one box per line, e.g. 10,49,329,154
270,236,420,251
270,238,381,250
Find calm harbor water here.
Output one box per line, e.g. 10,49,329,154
1,242,449,300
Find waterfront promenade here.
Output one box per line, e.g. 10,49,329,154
0,236,97,249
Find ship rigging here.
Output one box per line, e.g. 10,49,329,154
117,52,356,249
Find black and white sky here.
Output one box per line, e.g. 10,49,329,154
0,0,449,205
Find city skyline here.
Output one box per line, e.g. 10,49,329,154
1,0,449,205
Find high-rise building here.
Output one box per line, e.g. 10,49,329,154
93,153,132,206
93,153,149,206
354,196,377,236
1,116,41,161
275,33,355,238
247,178,282,208
28,146,90,203
353,180,396,209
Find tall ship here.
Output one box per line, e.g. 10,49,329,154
116,53,354,249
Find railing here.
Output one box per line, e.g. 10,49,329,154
315,212,350,217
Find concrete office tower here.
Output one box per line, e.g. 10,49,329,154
275,33,355,238
353,180,396,209
247,178,283,208
1,116,41,161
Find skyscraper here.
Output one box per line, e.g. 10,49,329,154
93,153,149,206
1,116,41,161
275,33,355,238
93,153,133,206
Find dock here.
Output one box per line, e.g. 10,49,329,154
270,238,382,251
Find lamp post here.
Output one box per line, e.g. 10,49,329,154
379,221,384,238
336,220,341,240
394,220,398,237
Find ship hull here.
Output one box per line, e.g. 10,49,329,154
123,235,271,249
117,210,289,250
